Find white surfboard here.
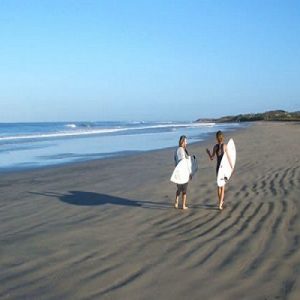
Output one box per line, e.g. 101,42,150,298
217,138,236,187
170,156,198,184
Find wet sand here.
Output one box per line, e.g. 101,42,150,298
1,122,300,300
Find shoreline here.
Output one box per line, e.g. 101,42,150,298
0,122,249,176
1,122,300,299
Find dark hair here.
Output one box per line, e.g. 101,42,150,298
178,135,187,147
216,131,224,143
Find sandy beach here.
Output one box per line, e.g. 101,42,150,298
1,122,300,300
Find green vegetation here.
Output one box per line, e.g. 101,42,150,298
196,110,300,123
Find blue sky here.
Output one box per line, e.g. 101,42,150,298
0,0,299,122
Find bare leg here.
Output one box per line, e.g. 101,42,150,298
174,192,179,208
217,187,221,208
182,193,188,209
219,187,225,210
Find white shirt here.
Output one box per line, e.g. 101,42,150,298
174,147,189,166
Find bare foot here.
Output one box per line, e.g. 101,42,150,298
219,201,224,210
182,206,188,210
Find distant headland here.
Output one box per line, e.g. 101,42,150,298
196,110,300,123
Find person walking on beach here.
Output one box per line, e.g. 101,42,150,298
174,135,192,210
206,131,233,210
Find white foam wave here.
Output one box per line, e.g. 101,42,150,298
0,122,216,142
65,124,77,128
0,128,128,141
135,122,215,130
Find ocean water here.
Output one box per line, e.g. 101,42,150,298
0,121,245,172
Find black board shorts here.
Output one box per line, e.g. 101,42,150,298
177,183,188,194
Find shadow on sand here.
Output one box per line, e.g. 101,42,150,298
30,191,171,210
193,204,220,211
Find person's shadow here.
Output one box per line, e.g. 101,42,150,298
30,191,170,210
63,191,142,207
